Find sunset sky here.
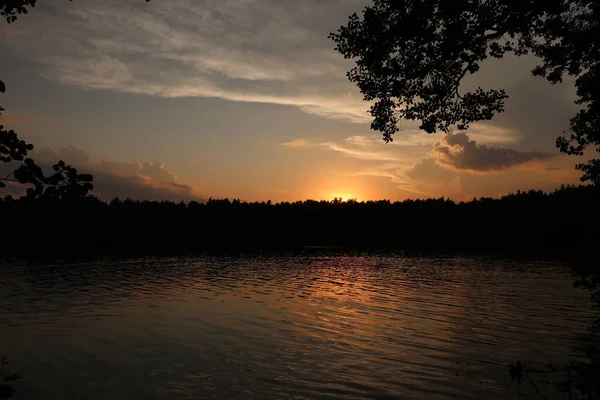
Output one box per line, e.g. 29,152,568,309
0,0,588,202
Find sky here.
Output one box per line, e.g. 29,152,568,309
0,0,589,202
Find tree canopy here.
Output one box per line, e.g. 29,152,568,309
329,0,600,184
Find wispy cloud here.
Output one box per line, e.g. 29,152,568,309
322,142,400,162
316,130,435,163
4,0,373,123
462,124,519,145
281,138,308,148
346,132,439,147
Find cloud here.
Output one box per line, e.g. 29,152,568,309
315,130,435,163
1,144,204,202
3,1,582,146
3,0,373,124
168,181,194,191
37,144,90,167
351,154,584,202
281,138,308,148
432,132,555,172
86,170,203,203
405,155,584,200
322,142,400,161
279,125,581,201
97,159,178,185
336,129,584,201
461,124,519,145
347,132,440,147
403,159,465,198
280,132,426,162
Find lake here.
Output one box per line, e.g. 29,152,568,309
0,252,595,399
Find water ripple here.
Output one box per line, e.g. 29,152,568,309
0,254,595,399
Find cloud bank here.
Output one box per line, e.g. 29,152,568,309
1,144,204,202
432,132,555,172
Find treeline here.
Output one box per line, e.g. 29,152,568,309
1,184,598,256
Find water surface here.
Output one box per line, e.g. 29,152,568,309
0,253,595,399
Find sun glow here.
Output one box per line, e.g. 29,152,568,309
306,174,371,202
328,192,359,202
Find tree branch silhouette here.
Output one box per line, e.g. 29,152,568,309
330,0,600,184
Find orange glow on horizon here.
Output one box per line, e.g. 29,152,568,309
327,192,359,201
301,171,388,202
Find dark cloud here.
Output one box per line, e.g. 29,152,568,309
0,145,205,202
89,170,203,203
432,132,555,172
486,76,579,152
168,181,194,191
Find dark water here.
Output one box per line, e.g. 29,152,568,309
0,253,595,399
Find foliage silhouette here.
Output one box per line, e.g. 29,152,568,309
1,184,598,256
0,87,94,200
329,0,600,184
0,0,34,23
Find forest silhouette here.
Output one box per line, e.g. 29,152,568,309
1,184,598,256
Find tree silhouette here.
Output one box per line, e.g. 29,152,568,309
0,183,597,255
329,0,600,184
